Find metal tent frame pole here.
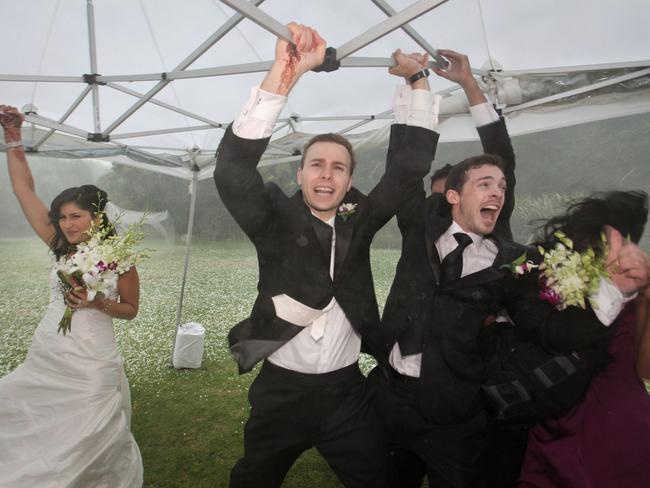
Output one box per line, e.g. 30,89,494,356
86,0,102,133
170,165,200,362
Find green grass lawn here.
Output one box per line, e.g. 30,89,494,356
0,238,400,488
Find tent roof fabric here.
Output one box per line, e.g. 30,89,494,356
2,0,650,178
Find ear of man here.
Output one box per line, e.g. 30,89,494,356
446,188,460,206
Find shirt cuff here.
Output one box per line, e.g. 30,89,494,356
407,89,440,131
392,85,411,125
590,277,637,326
469,102,499,128
232,86,287,139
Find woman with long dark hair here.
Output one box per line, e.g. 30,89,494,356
0,105,143,487
518,190,650,487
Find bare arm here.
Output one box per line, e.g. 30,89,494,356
1,105,54,245
68,267,140,320
433,49,486,107
259,22,326,96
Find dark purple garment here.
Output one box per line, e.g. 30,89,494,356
518,306,650,488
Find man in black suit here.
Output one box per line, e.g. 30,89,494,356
214,24,437,488
372,53,642,487
380,49,522,487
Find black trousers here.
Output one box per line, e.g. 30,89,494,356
230,361,389,488
368,366,487,488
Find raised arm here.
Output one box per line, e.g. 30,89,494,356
434,49,515,239
508,234,650,354
214,24,326,239
379,50,439,233
1,105,54,245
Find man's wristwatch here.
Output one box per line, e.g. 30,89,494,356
408,69,430,84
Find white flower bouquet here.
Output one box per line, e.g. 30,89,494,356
537,231,609,310
54,216,148,335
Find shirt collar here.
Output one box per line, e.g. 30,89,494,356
311,210,335,228
446,220,483,246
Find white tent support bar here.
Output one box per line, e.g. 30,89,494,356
102,0,266,137
0,74,82,82
25,114,88,139
337,109,394,134
279,114,394,122
197,166,216,181
34,146,118,153
371,0,448,68
171,169,200,360
265,143,296,155
111,125,219,140
125,146,190,167
336,0,450,60
33,85,93,150
6,59,645,85
128,144,204,152
338,56,486,75
101,61,273,82
219,0,293,43
107,157,192,179
272,121,290,134
107,82,225,127
258,155,300,167
495,60,650,77
86,0,101,133
504,67,650,114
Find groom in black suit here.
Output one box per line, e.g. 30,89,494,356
214,23,437,488
373,57,637,485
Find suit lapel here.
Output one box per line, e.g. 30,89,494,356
441,235,521,290
334,213,354,278
290,191,332,272
425,195,452,284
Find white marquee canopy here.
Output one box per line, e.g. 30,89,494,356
3,0,649,345
2,0,649,181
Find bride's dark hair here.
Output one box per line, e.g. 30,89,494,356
48,185,114,259
534,190,648,253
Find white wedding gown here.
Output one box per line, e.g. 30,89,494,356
0,269,143,488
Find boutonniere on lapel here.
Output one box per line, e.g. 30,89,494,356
337,202,358,222
536,231,608,310
501,252,538,277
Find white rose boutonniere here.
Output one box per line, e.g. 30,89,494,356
337,202,358,222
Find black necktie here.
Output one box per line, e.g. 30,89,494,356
439,233,472,284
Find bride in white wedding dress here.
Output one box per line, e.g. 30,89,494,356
0,105,143,487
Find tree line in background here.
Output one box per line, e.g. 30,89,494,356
0,152,574,248
3,110,649,249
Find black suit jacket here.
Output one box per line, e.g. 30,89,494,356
381,119,611,424
215,123,438,373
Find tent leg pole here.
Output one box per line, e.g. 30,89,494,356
170,168,199,364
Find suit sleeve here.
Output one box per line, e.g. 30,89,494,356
214,124,272,240
375,124,439,234
478,118,515,240
504,270,614,354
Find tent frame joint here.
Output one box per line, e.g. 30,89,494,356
83,73,106,86
87,132,110,142
312,47,341,73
